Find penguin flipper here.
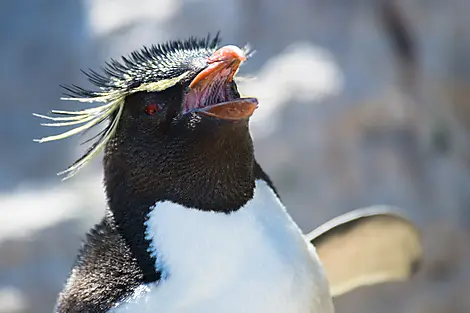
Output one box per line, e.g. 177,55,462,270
307,206,422,297
55,217,154,313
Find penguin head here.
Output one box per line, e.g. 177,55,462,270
35,35,258,210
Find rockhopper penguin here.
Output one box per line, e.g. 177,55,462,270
35,35,422,313
35,35,334,313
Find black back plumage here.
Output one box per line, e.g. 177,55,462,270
56,218,144,313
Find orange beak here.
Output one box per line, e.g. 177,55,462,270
185,45,258,120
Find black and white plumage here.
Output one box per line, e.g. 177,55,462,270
35,35,422,313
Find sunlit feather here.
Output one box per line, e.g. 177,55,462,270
34,35,222,178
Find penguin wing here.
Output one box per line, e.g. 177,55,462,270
55,218,155,313
307,206,422,297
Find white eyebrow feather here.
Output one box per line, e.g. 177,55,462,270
33,74,190,179
34,35,222,179
34,94,126,180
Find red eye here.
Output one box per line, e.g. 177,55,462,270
145,103,160,115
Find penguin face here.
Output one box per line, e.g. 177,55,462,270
35,35,257,182
116,44,257,155
105,82,256,208
99,41,258,210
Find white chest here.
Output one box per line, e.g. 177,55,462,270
113,180,334,313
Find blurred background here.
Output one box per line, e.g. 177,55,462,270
1,0,469,312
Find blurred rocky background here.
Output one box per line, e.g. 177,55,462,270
1,0,469,312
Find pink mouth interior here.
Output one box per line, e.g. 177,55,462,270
183,67,236,114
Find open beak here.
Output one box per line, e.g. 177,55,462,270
184,45,258,120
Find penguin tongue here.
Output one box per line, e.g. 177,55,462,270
184,45,258,120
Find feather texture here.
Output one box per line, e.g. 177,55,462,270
34,34,223,179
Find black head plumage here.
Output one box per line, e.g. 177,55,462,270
34,34,222,178
64,34,221,98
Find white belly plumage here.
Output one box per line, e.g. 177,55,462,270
113,180,334,313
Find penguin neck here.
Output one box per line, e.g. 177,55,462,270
102,132,257,282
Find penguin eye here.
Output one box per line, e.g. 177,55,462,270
145,103,163,115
